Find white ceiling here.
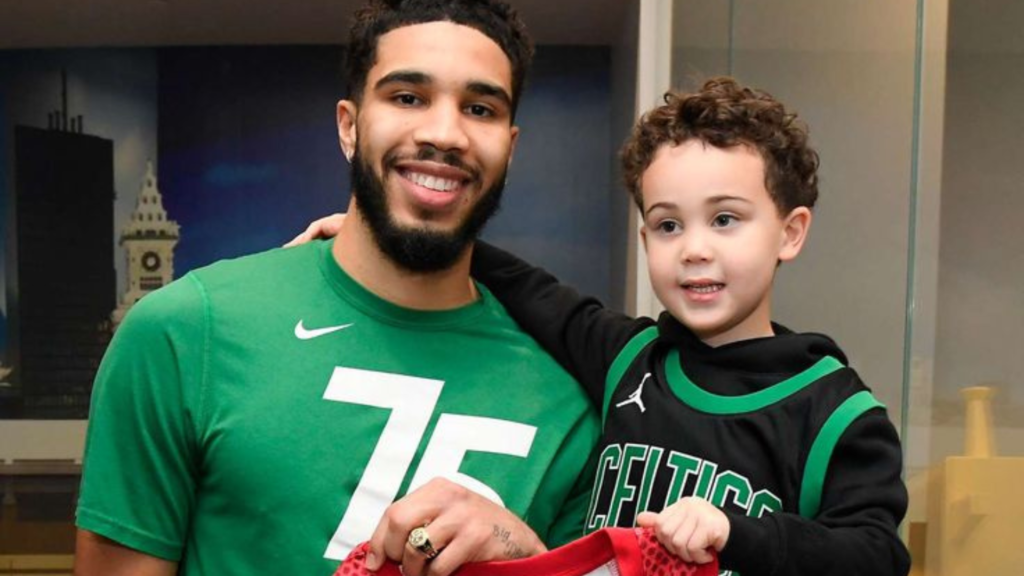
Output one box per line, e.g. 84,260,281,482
0,0,630,49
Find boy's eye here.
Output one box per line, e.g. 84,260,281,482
657,220,680,234
712,214,738,227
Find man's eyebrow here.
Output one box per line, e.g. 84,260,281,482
374,70,432,90
467,81,512,108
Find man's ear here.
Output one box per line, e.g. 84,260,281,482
507,125,520,171
337,100,358,161
778,206,812,262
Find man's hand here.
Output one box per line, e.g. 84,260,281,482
366,478,547,576
635,497,729,564
283,213,347,247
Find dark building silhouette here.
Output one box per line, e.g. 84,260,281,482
6,72,115,418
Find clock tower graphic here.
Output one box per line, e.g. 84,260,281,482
111,160,181,328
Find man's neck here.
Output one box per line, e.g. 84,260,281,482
331,208,478,311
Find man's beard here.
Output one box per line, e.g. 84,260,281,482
350,147,506,273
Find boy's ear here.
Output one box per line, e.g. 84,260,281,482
337,100,358,162
778,207,812,262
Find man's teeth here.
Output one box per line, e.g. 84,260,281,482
408,172,459,192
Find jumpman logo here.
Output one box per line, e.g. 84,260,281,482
616,373,651,413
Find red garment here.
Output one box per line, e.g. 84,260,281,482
333,527,717,576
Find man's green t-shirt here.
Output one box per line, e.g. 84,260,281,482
77,240,599,575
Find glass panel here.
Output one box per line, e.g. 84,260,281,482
928,0,1024,458
671,0,918,429
671,0,1024,573
910,0,1024,573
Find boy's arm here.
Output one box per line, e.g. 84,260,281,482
472,241,650,403
719,409,911,576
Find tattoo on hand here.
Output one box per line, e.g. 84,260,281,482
492,524,528,560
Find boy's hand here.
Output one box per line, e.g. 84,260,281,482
283,213,347,247
635,497,729,564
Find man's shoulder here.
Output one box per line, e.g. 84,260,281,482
189,242,323,290
123,243,324,330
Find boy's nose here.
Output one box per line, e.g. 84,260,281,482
680,232,713,263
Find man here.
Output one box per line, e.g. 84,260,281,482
73,2,599,575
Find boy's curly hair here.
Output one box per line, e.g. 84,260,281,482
621,77,820,214
345,0,534,119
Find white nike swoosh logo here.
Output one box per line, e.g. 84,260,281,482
294,320,354,340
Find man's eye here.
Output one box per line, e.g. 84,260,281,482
466,104,493,117
395,94,421,106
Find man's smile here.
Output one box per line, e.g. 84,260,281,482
403,171,461,192
393,160,477,211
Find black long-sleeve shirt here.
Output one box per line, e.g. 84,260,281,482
472,241,910,576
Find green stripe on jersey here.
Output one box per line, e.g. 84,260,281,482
603,326,659,425
799,391,884,518
664,351,844,414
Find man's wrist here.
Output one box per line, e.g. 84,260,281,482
491,522,545,560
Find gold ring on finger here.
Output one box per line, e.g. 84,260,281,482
408,525,440,560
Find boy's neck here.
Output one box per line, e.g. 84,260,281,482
698,325,776,348
690,301,776,348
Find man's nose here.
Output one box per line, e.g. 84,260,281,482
413,100,470,152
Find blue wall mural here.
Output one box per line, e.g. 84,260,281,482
0,44,614,417
156,45,613,300
156,46,350,272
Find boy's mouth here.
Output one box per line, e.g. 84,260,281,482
681,281,725,295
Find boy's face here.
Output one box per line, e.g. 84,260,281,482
640,140,810,347
336,21,519,268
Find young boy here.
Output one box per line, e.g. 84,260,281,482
467,77,910,576
292,77,910,576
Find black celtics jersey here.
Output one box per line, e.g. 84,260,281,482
584,321,881,533
471,241,910,576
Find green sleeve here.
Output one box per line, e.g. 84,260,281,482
531,413,601,548
76,275,208,561
542,456,599,548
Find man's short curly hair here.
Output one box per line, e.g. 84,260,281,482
621,77,820,215
345,0,534,119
